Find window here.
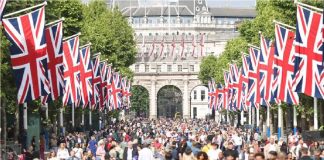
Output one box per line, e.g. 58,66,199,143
145,65,149,72
190,65,194,72
201,90,205,101
157,65,161,72
177,65,182,72
135,65,139,72
193,90,197,100
167,65,172,72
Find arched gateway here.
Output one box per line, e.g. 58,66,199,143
157,85,182,118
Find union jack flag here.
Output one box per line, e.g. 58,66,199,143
2,7,50,104
99,61,108,110
224,71,234,110
41,21,64,104
294,5,324,99
159,36,165,58
170,36,176,58
149,37,155,57
247,47,261,109
229,64,239,110
241,54,250,111
0,0,7,21
109,72,122,110
106,64,113,109
208,79,216,109
273,24,299,105
199,33,205,57
91,53,101,109
121,77,131,107
62,35,80,106
192,35,197,58
79,45,92,108
180,35,185,58
216,84,226,110
259,34,275,106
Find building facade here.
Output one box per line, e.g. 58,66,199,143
116,0,256,119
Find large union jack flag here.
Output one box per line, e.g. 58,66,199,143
208,79,216,109
62,35,80,106
91,53,101,109
98,61,108,110
229,64,239,110
44,21,64,102
109,72,122,110
121,77,131,107
224,71,233,110
106,64,113,109
0,0,7,21
216,84,226,110
273,24,299,105
241,54,250,111
259,34,276,106
294,5,324,99
79,45,92,108
2,7,50,104
247,47,261,109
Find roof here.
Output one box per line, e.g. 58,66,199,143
117,0,256,18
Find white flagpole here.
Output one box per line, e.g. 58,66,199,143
256,108,260,131
45,103,48,119
81,111,84,126
226,110,229,124
278,105,282,139
72,104,75,128
314,98,318,130
240,110,244,125
248,106,252,125
4,1,47,18
23,103,28,129
293,106,297,134
266,106,270,137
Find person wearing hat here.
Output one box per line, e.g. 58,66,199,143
223,141,239,160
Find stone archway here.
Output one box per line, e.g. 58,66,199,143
157,85,183,118
130,85,150,118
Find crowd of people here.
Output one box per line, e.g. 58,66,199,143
22,118,324,160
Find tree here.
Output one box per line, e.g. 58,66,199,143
130,86,149,117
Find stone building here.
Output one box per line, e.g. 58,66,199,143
115,0,256,119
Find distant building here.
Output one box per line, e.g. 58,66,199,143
116,0,256,119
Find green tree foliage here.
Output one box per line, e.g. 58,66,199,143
81,0,137,78
130,86,149,117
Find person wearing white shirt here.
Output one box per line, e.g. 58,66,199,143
207,143,222,160
138,142,154,160
57,143,70,159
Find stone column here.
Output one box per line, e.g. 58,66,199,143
183,79,190,119
150,79,157,119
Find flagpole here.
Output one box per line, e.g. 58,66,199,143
63,32,81,41
89,110,92,127
278,105,282,140
266,106,270,137
294,1,323,12
45,17,65,27
81,111,84,126
293,106,297,134
226,110,229,124
256,107,260,132
273,20,296,30
249,106,252,125
3,1,47,18
45,103,48,119
79,43,92,49
248,44,260,49
72,104,75,128
314,98,318,130
23,103,27,130
59,107,64,135
240,110,244,125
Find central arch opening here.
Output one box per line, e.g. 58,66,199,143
157,85,182,118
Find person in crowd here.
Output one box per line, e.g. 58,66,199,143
57,143,70,159
68,150,81,160
299,147,312,160
254,152,265,160
267,151,278,160
73,143,83,159
96,139,106,160
207,143,221,160
196,151,208,160
223,141,239,160
263,136,279,159
88,136,97,156
48,150,59,160
123,141,138,160
138,141,154,160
